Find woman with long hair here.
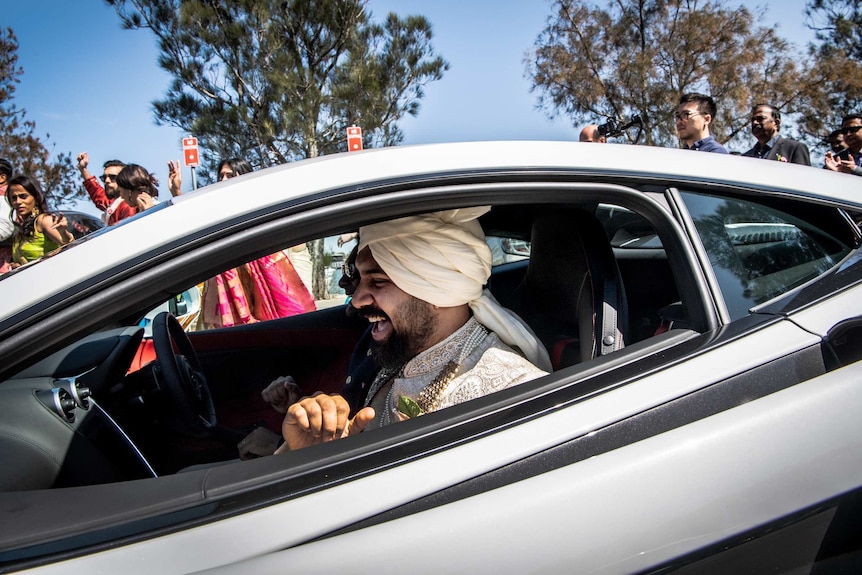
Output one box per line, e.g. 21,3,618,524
5,174,73,266
116,163,159,213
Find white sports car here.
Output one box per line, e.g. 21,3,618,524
1,142,861,574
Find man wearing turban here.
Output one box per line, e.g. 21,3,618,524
277,207,550,452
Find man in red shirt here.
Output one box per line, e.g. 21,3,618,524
76,152,135,225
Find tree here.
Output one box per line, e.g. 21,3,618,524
106,0,447,171
107,0,448,298
0,28,81,210
526,0,818,150
801,0,862,135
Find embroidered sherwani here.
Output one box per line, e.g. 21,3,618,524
364,317,547,428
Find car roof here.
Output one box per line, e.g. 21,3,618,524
2,141,860,323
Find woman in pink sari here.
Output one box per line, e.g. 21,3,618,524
199,159,316,329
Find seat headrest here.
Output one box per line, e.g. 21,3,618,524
526,209,600,325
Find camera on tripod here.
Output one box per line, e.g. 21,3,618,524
597,115,643,138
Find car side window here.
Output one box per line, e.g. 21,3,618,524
679,191,852,320
486,235,531,266
142,235,355,334
596,203,664,249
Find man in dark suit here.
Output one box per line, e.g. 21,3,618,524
742,104,811,166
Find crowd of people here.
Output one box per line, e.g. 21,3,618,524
579,92,862,175
0,155,178,272
1,153,318,329
1,98,858,315
2,94,858,272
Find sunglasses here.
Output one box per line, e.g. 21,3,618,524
840,126,862,135
100,174,119,183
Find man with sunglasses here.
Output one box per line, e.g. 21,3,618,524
742,104,810,166
825,115,862,177
76,152,135,225
674,93,728,154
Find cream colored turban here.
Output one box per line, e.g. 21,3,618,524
359,207,552,371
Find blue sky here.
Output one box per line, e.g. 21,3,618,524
6,0,814,214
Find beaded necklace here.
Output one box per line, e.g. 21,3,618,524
416,321,488,413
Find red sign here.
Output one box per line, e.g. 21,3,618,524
182,137,199,167
347,126,363,152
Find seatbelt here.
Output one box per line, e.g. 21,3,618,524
600,272,623,356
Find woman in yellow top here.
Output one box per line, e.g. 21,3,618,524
5,175,73,267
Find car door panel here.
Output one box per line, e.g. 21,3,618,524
0,309,827,574
241,361,862,575
38,318,835,575
188,306,367,432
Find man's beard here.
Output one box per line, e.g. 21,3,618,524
358,298,439,370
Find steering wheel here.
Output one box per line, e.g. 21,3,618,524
152,311,216,436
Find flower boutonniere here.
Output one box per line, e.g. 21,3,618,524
776,154,788,162
397,395,425,420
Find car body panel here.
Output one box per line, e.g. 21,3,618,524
780,264,862,337
222,360,862,575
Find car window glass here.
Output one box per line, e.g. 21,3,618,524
596,203,664,248
142,234,356,334
680,191,852,320
486,235,530,266
66,212,105,240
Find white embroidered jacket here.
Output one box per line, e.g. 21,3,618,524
365,317,548,428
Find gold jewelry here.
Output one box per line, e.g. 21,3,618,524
416,360,460,413
416,322,488,413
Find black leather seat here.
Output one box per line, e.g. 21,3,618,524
501,208,628,370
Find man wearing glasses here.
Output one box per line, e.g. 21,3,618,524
76,152,135,225
742,104,810,165
674,93,728,154
825,114,862,177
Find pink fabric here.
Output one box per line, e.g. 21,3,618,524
213,267,253,326
245,250,316,319
203,250,315,329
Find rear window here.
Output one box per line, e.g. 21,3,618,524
680,191,852,319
